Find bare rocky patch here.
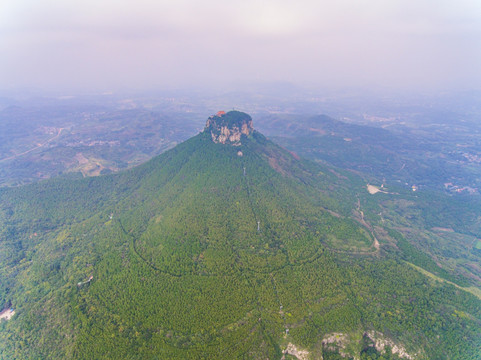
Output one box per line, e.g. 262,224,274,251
320,331,415,359
321,333,351,358
365,331,414,359
281,343,310,360
0,308,15,321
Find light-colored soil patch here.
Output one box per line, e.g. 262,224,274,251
74,152,89,165
431,227,455,232
0,308,15,321
367,184,398,195
367,184,381,194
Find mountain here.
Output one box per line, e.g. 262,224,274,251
0,111,480,359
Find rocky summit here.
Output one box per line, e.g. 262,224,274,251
204,110,253,145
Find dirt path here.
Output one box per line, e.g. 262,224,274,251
0,128,64,162
356,196,380,253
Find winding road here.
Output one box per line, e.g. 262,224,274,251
0,128,64,162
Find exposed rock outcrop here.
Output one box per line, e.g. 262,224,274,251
365,331,414,359
204,110,253,145
281,343,310,360
320,332,415,360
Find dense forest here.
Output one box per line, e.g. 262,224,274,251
0,112,480,359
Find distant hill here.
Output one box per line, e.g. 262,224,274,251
0,105,200,187
259,113,481,194
0,111,480,359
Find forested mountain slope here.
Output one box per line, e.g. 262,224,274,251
0,111,480,359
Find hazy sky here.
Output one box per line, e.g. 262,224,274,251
1,0,480,92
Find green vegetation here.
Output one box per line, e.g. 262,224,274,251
0,115,480,359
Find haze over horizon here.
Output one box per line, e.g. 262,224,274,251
1,0,480,93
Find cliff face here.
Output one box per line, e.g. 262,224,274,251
204,110,253,145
